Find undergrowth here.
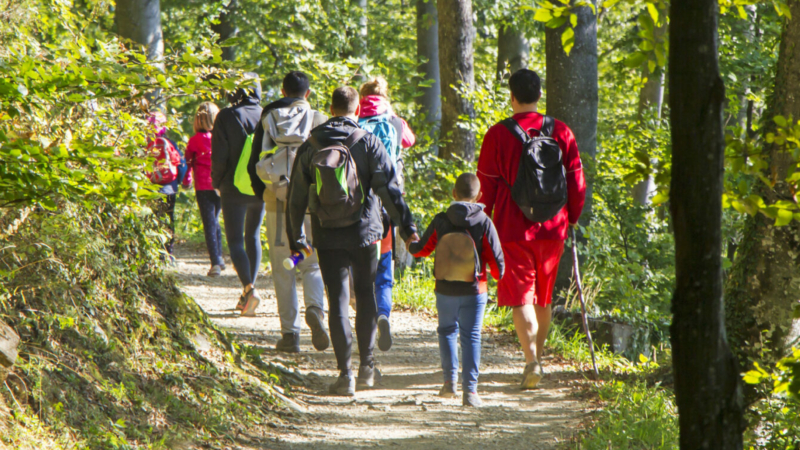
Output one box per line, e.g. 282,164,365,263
0,202,289,449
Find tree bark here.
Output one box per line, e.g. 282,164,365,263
211,0,238,62
545,1,597,287
437,0,475,160
669,0,744,447
116,0,164,63
416,0,441,126
496,22,529,81
725,0,800,368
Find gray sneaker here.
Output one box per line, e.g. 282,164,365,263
463,391,482,407
438,381,457,398
207,265,222,277
305,307,330,351
241,290,261,317
377,315,392,351
520,361,544,390
275,332,300,353
329,374,356,396
357,364,381,388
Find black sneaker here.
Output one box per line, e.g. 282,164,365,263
377,315,392,351
463,391,482,407
275,332,300,353
305,307,330,351
357,364,381,388
438,381,457,398
329,374,356,396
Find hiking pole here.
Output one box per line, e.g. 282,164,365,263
571,226,599,378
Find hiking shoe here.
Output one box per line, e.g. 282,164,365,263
463,391,482,407
438,381,457,398
241,290,261,317
220,263,226,271
377,315,393,351
235,295,245,312
275,333,301,353
520,361,544,390
357,364,380,388
305,307,330,351
207,265,222,277
329,374,356,396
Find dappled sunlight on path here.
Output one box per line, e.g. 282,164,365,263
174,244,591,449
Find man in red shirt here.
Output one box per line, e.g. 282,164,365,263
477,69,586,389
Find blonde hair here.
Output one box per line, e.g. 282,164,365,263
193,102,219,133
359,77,389,98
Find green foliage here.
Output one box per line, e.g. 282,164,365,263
742,348,800,449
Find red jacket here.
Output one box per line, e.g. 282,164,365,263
185,132,213,191
477,112,586,242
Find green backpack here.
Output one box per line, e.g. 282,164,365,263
308,129,368,228
234,134,255,196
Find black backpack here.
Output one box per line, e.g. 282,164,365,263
308,129,368,228
501,115,567,223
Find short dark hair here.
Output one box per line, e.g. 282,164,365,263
455,173,481,201
331,86,359,115
509,69,542,104
283,71,310,98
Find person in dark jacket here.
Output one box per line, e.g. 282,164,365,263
408,173,505,408
211,74,265,317
286,86,419,396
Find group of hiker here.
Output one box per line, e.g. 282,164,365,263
147,68,585,408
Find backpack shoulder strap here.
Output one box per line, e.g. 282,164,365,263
343,129,368,149
500,118,530,144
541,115,555,137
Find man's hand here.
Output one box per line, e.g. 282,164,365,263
405,232,420,250
214,189,221,197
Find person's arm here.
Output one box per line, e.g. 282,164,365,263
211,112,230,190
368,135,418,240
399,117,415,148
476,126,501,218
408,216,439,257
184,137,196,169
286,142,313,253
561,126,586,225
480,221,505,281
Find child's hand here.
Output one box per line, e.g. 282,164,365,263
405,233,420,250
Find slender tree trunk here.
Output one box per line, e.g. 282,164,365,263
669,0,744,447
211,0,238,62
116,0,164,63
545,0,597,287
496,22,529,81
437,0,475,160
416,0,441,126
725,0,800,368
352,0,368,77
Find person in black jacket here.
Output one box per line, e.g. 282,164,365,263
211,74,264,317
408,173,505,407
286,86,419,396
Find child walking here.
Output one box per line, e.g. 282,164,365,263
184,102,225,277
408,173,504,407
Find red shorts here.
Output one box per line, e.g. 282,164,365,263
497,240,565,308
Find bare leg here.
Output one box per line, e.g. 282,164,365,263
533,304,552,361
512,305,538,363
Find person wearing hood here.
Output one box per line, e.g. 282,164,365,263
286,86,419,396
246,71,330,354
408,173,505,408
357,77,416,353
211,73,265,317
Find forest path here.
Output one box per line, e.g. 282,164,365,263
173,244,591,449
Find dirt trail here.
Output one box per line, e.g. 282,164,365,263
174,245,591,449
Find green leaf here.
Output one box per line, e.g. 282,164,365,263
775,208,793,227
570,13,578,28
546,16,569,28
737,5,747,20
646,3,659,24
561,27,575,55
17,84,28,96
534,8,553,22
624,52,648,68
774,115,788,127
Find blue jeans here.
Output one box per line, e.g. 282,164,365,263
376,250,394,318
436,292,488,394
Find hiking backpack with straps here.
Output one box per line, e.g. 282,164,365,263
256,108,317,201
358,114,400,164
501,115,567,223
147,137,181,185
434,228,480,282
308,129,368,228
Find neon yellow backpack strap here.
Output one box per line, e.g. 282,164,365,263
234,134,255,196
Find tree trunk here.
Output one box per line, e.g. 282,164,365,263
496,22,529,81
415,0,441,126
669,0,745,447
437,0,475,160
116,0,164,63
545,1,598,288
211,0,238,62
725,0,800,367
352,0,368,77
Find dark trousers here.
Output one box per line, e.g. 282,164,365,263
159,194,177,255
220,191,265,287
196,190,224,267
318,244,379,375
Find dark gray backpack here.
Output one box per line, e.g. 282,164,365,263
501,115,567,223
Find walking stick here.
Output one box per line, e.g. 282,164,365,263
571,226,599,377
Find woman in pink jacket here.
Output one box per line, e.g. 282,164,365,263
184,102,226,277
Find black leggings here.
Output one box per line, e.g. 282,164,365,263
196,190,224,267
220,191,265,287
318,244,379,375
158,194,177,255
